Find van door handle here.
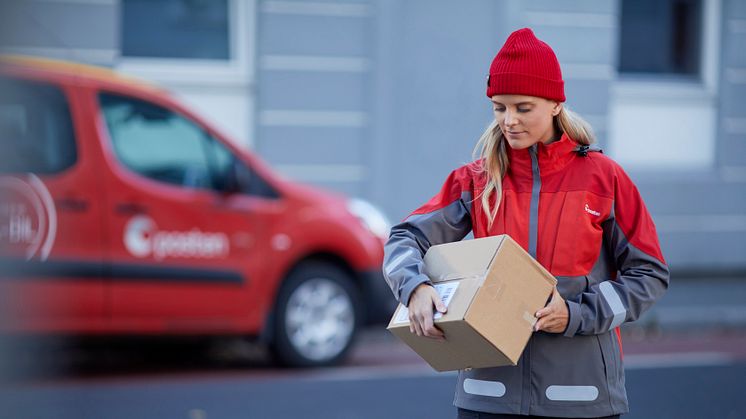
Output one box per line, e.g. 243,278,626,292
115,203,148,215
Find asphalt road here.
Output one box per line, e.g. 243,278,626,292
1,330,745,419
2,361,745,418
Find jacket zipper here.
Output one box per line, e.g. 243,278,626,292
521,144,541,414
528,144,541,259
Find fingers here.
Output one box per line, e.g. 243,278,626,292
408,310,444,340
534,307,565,333
406,285,447,341
535,317,555,333
535,304,553,319
409,311,424,336
421,312,445,340
408,307,445,340
535,305,554,332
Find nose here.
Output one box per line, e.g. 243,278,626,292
503,110,517,128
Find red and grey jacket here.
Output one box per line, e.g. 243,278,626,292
383,133,669,417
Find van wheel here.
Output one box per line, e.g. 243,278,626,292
272,262,360,367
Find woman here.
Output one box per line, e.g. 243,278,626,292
382,28,669,419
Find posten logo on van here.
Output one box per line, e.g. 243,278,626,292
124,215,229,260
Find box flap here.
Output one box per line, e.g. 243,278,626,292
424,236,505,283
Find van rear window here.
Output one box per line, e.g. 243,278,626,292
0,78,77,174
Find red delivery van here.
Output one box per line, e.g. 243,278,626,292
0,55,395,367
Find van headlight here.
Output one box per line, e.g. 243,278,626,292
347,198,391,239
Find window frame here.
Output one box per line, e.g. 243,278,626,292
608,0,722,171
617,0,705,78
116,0,254,88
615,0,720,95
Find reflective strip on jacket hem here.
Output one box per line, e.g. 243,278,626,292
463,379,506,398
545,385,599,402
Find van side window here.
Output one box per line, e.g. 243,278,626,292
99,93,214,190
0,77,77,174
99,93,278,198
208,138,279,199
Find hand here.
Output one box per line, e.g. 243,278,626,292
408,283,447,341
534,287,569,333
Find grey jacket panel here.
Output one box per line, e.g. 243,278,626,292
455,330,629,417
563,211,670,337
382,191,473,305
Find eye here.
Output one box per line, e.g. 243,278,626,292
493,106,505,112
517,107,531,113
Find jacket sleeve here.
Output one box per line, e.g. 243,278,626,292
564,164,670,337
382,169,473,306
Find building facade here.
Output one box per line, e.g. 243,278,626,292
1,0,744,272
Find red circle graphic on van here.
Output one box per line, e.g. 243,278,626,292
0,174,56,260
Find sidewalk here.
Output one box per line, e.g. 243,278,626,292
355,275,746,369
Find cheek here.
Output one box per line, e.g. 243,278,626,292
524,114,553,132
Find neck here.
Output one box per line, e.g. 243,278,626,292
541,129,563,145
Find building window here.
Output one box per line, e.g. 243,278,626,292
121,0,230,60
618,0,702,76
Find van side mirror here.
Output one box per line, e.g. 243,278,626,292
219,160,241,194
210,154,241,195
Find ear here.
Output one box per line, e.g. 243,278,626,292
551,102,562,117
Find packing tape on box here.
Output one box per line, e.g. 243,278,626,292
431,273,483,283
523,310,537,327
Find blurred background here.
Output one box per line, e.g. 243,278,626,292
0,0,745,418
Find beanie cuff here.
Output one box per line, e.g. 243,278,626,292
487,72,566,102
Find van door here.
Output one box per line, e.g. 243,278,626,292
0,76,106,332
96,91,261,331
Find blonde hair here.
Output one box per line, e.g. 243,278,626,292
471,105,596,229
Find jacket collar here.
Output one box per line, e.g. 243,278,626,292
507,132,579,176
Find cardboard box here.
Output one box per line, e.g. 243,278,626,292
387,235,557,372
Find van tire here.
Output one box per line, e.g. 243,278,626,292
271,261,360,367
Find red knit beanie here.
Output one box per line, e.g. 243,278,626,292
486,28,565,102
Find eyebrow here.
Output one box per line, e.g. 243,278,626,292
490,100,535,106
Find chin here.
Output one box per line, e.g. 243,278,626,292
506,139,534,150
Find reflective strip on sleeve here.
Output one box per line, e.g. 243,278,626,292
599,281,626,329
385,247,417,275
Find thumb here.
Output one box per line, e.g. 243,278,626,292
432,294,447,313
